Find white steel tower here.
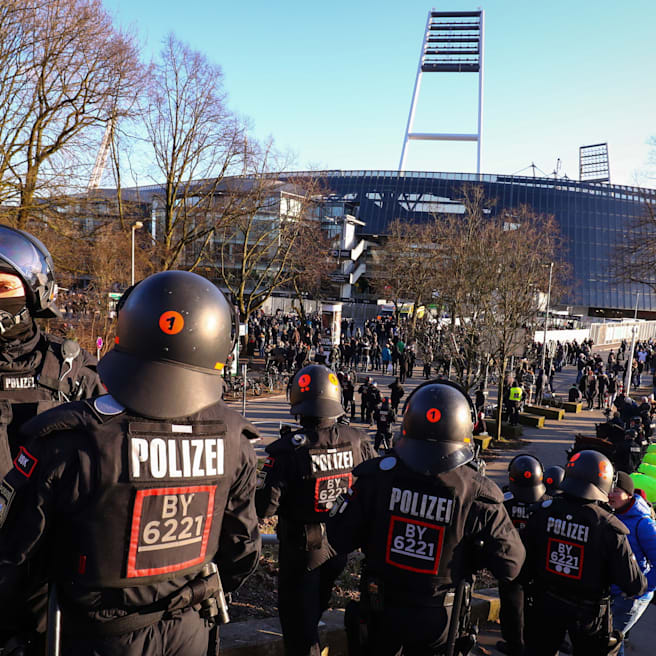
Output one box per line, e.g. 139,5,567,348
399,9,485,174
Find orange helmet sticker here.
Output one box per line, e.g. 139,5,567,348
567,453,581,467
329,373,339,386
524,471,532,479
546,477,553,485
158,311,184,335
298,373,311,392
426,408,441,423
599,460,612,481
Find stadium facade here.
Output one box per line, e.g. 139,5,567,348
277,170,656,318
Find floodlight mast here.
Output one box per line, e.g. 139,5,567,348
399,9,485,174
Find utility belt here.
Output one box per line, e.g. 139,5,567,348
361,575,456,613
59,563,230,638
543,588,608,613
278,518,326,551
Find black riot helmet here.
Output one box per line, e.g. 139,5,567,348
0,225,60,320
289,364,344,419
561,450,615,502
98,270,236,419
544,465,565,496
508,454,546,503
395,379,475,475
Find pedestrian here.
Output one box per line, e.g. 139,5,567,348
507,381,523,426
387,377,404,414
256,364,373,656
522,450,646,655
327,381,526,655
608,472,656,656
497,455,548,656
0,271,262,655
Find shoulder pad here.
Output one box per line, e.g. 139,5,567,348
21,399,101,439
474,476,504,504
353,457,384,477
241,418,260,441
503,491,514,502
606,512,630,535
93,395,125,416
541,499,553,508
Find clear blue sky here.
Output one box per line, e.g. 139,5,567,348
104,0,655,187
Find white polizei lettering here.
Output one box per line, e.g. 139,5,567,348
400,490,412,513
130,438,148,478
420,494,428,517
151,439,167,478
168,440,182,477
205,439,217,476
191,439,205,476
389,487,402,510
162,495,177,518
181,440,191,477
179,494,194,516
546,516,590,543
216,438,224,475
425,495,437,520
311,450,354,473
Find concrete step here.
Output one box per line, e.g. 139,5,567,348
484,419,523,439
563,402,583,413
523,405,565,421
518,413,545,428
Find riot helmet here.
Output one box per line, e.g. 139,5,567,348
560,450,615,502
289,364,344,419
508,454,546,503
544,465,565,495
0,226,60,327
98,270,236,419
395,379,474,475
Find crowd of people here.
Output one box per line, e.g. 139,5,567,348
1,226,655,656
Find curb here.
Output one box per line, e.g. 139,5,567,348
220,587,500,655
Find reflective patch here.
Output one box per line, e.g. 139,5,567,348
263,457,275,469
94,395,125,416
503,491,514,501
292,434,307,446
379,456,397,471
314,473,352,512
542,499,553,508
126,485,216,578
14,446,38,478
546,537,584,580
0,480,16,528
385,515,444,574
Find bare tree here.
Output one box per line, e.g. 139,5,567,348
211,167,324,322
0,0,142,227
143,34,248,271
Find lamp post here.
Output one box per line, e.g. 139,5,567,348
539,262,554,378
131,221,143,286
624,292,640,397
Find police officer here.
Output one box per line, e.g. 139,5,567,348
0,270,261,655
544,464,565,496
255,364,374,656
327,380,526,655
497,455,548,656
0,226,103,645
507,381,523,426
0,226,103,479
373,397,395,452
522,450,647,655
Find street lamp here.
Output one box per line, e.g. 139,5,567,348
131,221,143,286
624,292,640,397
539,262,554,380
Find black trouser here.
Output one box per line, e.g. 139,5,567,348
278,545,347,656
498,579,524,655
63,607,212,656
365,605,451,655
524,593,609,656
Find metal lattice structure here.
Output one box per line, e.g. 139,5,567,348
579,143,610,183
399,9,485,173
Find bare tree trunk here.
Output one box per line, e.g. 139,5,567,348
496,353,507,442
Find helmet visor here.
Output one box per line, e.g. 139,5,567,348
0,227,49,290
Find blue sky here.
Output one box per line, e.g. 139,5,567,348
104,0,656,187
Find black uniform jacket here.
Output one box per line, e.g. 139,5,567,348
0,324,103,478
0,395,261,626
522,495,646,602
327,454,526,605
256,420,374,569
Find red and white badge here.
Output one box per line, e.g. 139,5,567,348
126,485,216,578
545,537,584,580
314,473,352,512
385,515,445,574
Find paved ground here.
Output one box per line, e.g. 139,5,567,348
226,354,655,654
